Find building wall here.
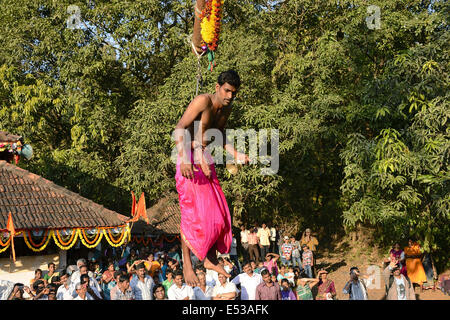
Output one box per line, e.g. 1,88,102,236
0,250,66,284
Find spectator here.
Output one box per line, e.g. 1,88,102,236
153,284,167,300
290,237,302,269
384,260,416,300
255,269,281,300
162,269,174,295
144,253,162,278
168,245,181,265
257,223,272,261
263,253,280,276
73,283,93,300
301,244,314,278
389,242,407,277
240,225,250,262
130,262,155,300
281,236,293,266
231,261,263,300
285,266,295,285
125,248,139,270
8,284,28,300
47,285,57,300
229,233,241,272
404,239,427,291
167,270,195,300
342,267,369,300
193,271,214,300
212,273,239,300
277,265,287,284
422,252,437,291
43,262,59,286
110,274,135,300
30,280,49,300
250,260,260,273
108,271,123,300
100,260,116,300
56,271,73,300
269,224,278,254
70,264,103,298
30,269,43,291
271,274,278,285
247,227,260,263
294,273,319,300
70,258,95,283
280,278,297,300
300,228,319,252
316,269,337,300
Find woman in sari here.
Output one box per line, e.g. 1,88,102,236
389,242,407,277
316,269,337,300
404,239,427,291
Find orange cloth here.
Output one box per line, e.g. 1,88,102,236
404,243,427,284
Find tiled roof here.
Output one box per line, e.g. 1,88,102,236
0,131,21,143
0,160,129,230
133,192,180,235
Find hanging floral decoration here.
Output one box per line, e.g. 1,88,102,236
200,0,224,71
80,228,103,249
131,234,180,246
23,230,53,252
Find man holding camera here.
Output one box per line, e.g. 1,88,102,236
342,266,369,300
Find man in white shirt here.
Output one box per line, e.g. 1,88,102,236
56,271,73,300
240,225,250,261
70,265,103,298
269,224,277,253
230,233,241,272
384,260,416,300
130,262,155,300
167,270,195,300
73,283,94,300
69,258,95,283
193,272,214,300
213,273,239,300
231,261,263,300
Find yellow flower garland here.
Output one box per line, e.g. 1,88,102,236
23,230,53,252
103,225,130,248
52,229,80,250
79,228,103,249
200,0,224,51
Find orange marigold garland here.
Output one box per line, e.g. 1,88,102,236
200,0,224,71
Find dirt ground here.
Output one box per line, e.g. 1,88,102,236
313,245,450,301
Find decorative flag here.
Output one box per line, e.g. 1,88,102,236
6,212,16,262
136,192,149,224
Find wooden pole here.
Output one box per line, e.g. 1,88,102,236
192,0,206,55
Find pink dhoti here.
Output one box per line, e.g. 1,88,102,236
175,150,232,261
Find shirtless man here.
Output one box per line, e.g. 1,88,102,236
174,70,250,286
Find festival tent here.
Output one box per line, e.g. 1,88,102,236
0,160,131,282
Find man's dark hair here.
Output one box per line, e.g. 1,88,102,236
249,260,256,265
135,262,146,270
33,280,44,291
118,274,130,283
242,261,251,269
260,269,270,277
59,270,68,278
80,274,89,284
281,278,290,286
174,270,184,278
47,262,55,268
218,70,241,89
194,263,206,273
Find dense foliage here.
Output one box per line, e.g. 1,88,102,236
0,1,448,268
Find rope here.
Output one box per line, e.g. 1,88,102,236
191,41,205,96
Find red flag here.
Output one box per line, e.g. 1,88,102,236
6,212,15,235
6,212,16,262
131,191,136,217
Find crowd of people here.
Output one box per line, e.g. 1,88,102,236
3,223,448,301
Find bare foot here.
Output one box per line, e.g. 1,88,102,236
183,267,200,287
204,257,231,278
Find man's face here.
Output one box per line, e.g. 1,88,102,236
262,223,266,229
174,275,183,287
243,264,252,275
60,274,68,284
80,266,88,275
218,273,227,285
137,267,146,278
262,273,272,284
197,273,206,286
215,82,238,106
393,268,401,277
281,281,289,290
119,280,130,291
